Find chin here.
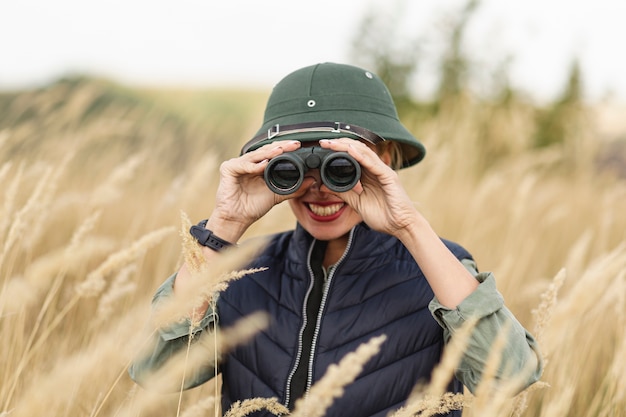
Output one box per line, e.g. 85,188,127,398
299,220,358,241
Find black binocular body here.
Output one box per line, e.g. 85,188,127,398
264,146,361,195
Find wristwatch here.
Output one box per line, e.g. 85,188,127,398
189,219,234,252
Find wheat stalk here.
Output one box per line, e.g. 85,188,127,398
0,163,49,270
87,152,146,207
508,268,566,417
8,303,147,416
537,384,575,417
2,228,174,408
391,318,478,417
554,244,626,322
473,322,512,407
20,152,74,252
531,268,566,346
0,162,22,243
179,396,219,417
290,334,387,417
3,238,115,312
141,312,270,393
224,398,288,417
179,210,206,274
0,238,116,406
392,392,470,417
585,277,626,415
3,72,625,417
0,157,24,308
66,209,103,253
471,337,545,417
76,226,175,297
150,237,269,329
427,316,479,397
95,263,138,324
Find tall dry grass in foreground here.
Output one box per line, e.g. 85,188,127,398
0,80,625,416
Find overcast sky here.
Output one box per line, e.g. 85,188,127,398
1,0,625,102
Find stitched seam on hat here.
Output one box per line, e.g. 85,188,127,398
308,64,322,96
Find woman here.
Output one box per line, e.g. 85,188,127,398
130,62,543,416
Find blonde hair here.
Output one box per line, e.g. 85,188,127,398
376,141,404,170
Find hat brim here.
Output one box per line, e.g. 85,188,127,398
248,110,425,168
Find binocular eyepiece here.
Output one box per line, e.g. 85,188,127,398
264,146,361,195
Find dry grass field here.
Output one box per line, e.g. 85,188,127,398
0,77,625,416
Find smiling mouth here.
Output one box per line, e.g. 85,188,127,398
307,202,345,217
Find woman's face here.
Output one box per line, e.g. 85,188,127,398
287,173,364,241
287,140,391,242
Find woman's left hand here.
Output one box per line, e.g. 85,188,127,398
318,138,419,237
320,138,480,309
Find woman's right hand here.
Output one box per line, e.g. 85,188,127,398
209,140,304,237
175,141,308,310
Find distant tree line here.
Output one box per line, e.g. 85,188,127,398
348,0,586,159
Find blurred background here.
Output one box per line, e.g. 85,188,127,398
2,0,626,104
1,1,625,416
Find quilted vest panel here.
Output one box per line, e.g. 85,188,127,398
217,223,472,417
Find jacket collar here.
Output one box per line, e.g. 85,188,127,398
289,222,396,267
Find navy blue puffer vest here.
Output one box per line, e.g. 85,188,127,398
217,223,472,416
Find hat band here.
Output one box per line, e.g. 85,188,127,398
241,121,386,154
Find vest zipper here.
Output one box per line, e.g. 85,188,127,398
282,238,318,410
305,227,356,394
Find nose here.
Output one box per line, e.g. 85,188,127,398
303,169,323,193
304,167,321,181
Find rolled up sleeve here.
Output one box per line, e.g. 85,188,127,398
429,260,544,394
153,274,216,341
128,273,218,390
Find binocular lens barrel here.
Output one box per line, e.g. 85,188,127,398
322,157,358,188
264,148,361,195
267,159,303,193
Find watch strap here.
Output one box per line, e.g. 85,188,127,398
189,219,234,252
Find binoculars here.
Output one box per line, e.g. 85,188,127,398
264,146,361,195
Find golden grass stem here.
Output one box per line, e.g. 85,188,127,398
2,80,625,417
76,226,175,298
179,396,218,417
224,398,288,417
177,327,195,417
150,238,269,329
3,227,173,409
89,329,159,417
290,334,387,417
472,322,512,408
427,316,479,397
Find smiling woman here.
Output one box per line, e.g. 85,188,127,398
128,62,543,417
2,49,624,417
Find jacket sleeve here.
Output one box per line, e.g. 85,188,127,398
128,273,218,390
428,259,544,394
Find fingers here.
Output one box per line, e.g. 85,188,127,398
319,138,392,177
223,140,302,176
246,140,301,163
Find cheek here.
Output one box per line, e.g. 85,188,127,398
288,199,305,217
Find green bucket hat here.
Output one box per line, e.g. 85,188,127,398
240,62,426,168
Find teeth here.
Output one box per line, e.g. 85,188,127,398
308,203,344,216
